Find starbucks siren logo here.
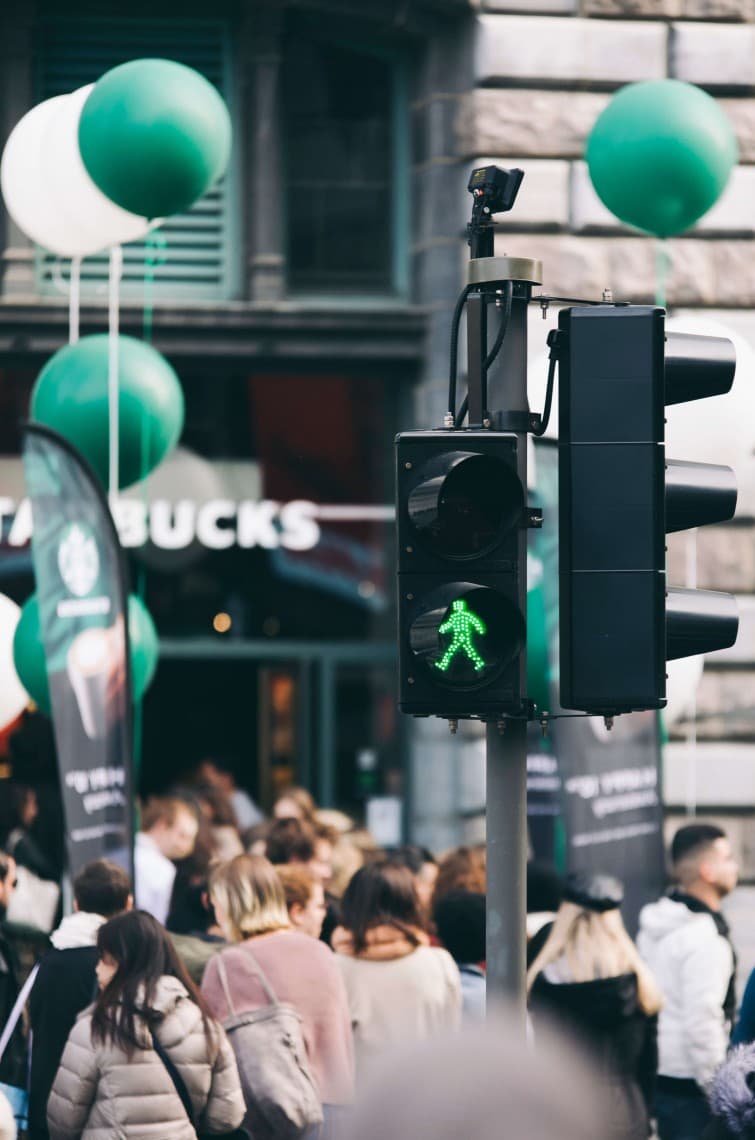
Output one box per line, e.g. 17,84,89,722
58,523,100,597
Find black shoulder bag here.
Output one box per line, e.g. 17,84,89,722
150,1027,251,1140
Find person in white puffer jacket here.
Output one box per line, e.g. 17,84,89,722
47,909,244,1140
637,823,739,1140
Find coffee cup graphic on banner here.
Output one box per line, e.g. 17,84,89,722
66,626,111,739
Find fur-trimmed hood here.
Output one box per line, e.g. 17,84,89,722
332,923,430,961
708,1045,755,1138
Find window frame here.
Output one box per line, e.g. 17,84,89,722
280,23,410,303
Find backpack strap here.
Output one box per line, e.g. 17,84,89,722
219,945,281,1010
0,964,38,1064
150,1027,197,1132
214,955,237,1018
238,945,282,1008
5,829,24,857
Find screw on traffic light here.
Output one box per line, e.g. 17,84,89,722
557,304,739,716
396,430,529,719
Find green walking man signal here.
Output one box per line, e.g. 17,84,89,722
435,599,488,673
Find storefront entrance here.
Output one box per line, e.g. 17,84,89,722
141,641,401,824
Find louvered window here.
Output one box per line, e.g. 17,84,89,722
35,17,239,301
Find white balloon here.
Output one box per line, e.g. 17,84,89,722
0,594,30,729
663,654,705,729
0,91,151,257
0,95,91,257
43,85,152,254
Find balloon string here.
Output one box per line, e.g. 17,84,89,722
108,245,123,506
655,239,671,308
684,528,699,818
140,231,167,521
133,229,167,784
69,257,81,345
138,231,168,540
143,229,167,346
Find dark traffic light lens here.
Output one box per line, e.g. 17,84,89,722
408,452,523,560
409,584,525,690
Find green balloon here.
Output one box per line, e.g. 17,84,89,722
78,58,232,218
12,594,159,716
13,595,51,714
586,80,738,237
31,334,184,490
128,594,159,697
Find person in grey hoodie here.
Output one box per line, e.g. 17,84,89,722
27,860,132,1140
637,823,739,1140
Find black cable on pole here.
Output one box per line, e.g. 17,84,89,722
531,329,561,438
531,356,556,437
454,281,513,428
447,284,474,421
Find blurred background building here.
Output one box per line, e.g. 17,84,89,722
0,0,753,863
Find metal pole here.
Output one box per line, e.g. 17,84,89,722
484,285,531,1021
486,718,527,1019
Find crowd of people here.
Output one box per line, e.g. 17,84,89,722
1,769,755,1140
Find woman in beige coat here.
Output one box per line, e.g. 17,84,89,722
47,909,245,1140
332,861,461,1081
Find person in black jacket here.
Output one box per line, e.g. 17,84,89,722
26,859,131,1140
527,872,662,1140
0,853,24,1091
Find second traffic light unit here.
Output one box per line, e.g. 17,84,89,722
558,305,739,716
396,430,528,719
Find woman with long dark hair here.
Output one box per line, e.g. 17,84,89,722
47,909,244,1140
0,782,57,881
333,860,461,1080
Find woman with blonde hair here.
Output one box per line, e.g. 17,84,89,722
527,872,662,1140
201,855,354,1138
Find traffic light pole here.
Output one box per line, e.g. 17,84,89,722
395,165,542,1024
466,259,540,1021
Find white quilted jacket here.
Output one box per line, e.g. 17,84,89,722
47,975,245,1140
636,896,734,1090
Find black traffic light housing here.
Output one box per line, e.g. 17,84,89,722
558,304,739,716
396,430,528,719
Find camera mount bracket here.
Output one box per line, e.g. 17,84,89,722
467,256,542,288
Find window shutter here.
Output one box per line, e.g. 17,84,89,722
36,17,239,302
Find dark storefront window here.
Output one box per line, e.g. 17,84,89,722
283,27,407,295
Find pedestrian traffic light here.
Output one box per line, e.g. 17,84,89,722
558,304,739,716
395,429,530,719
